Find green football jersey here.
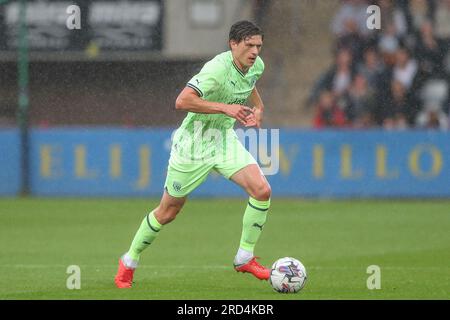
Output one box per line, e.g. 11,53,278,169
171,50,265,164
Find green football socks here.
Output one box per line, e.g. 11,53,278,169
239,197,271,253
126,210,162,262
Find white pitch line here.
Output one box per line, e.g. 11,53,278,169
0,264,449,270
0,264,230,269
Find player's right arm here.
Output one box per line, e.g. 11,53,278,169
175,87,252,125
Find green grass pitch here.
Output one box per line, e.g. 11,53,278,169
0,198,449,300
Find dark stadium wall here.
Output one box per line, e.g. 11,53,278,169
0,60,207,127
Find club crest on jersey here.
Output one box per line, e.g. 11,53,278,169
173,181,182,192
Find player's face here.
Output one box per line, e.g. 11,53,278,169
231,35,263,71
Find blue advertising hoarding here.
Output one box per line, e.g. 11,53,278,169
0,128,449,197
0,129,21,195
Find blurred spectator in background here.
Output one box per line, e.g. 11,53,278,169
433,0,450,42
393,0,414,34
313,91,347,129
357,46,385,91
335,18,367,62
409,0,435,29
380,80,412,129
378,22,401,66
331,0,371,38
392,47,418,90
341,73,376,128
378,0,410,37
331,48,355,97
416,103,449,130
414,20,446,77
419,78,449,113
308,47,355,107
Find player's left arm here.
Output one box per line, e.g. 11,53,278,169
246,87,264,128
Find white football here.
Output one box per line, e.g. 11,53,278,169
269,257,307,293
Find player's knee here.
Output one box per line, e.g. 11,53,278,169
253,183,271,201
261,183,272,200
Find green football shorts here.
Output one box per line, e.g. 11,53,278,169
164,137,257,198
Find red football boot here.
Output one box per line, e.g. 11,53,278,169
234,257,270,280
114,258,135,288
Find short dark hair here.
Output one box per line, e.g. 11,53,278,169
229,20,264,43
